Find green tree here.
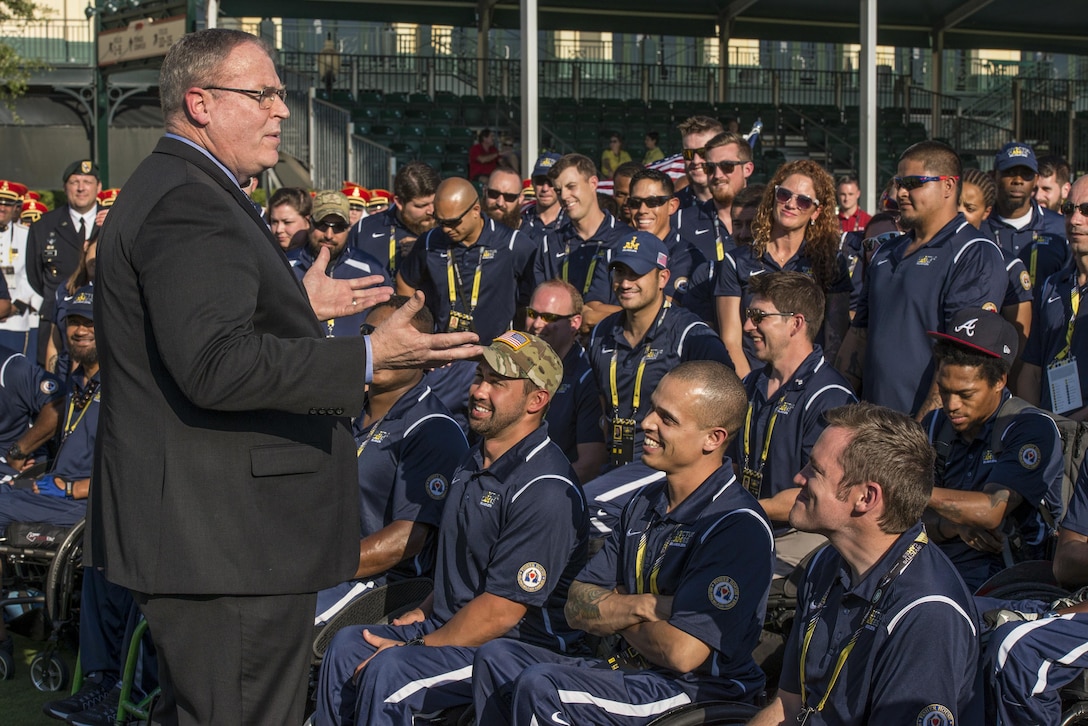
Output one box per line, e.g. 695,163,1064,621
0,0,49,105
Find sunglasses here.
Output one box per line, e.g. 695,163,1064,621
1000,167,1037,181
745,308,797,324
625,195,673,210
434,201,476,228
315,220,350,233
532,176,553,187
891,175,958,191
698,160,744,177
486,188,520,203
360,323,375,335
774,186,820,212
1062,201,1088,217
682,146,708,161
526,308,573,324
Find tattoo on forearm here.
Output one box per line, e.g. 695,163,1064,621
988,488,1010,510
565,582,613,622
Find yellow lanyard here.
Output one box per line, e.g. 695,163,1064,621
799,531,928,714
608,305,669,414
561,240,600,295
1057,286,1081,361
62,381,98,441
741,395,787,474
356,413,387,456
1030,245,1038,288
389,225,397,273
713,216,725,261
633,518,677,595
446,247,483,313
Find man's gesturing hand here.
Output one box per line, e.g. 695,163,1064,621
369,291,483,369
302,246,393,321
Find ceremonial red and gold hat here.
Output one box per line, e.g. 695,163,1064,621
0,180,29,204
367,189,392,210
341,184,371,209
97,188,121,208
21,199,48,223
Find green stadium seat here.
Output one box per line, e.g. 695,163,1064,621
400,124,426,139
357,91,383,105
384,92,410,106
404,108,430,122
390,141,419,155
419,141,445,156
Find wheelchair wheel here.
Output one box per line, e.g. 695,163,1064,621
646,700,761,725
0,648,14,680
30,652,69,692
1062,701,1088,726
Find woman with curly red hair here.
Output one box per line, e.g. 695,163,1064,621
714,159,851,378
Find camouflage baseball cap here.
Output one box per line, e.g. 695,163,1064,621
311,190,351,223
481,330,563,397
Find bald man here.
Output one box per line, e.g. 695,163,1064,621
397,177,536,343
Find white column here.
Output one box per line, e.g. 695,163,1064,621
859,0,878,213
520,0,539,177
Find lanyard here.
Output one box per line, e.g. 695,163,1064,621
561,240,601,295
1056,285,1081,361
633,514,679,595
741,387,791,474
798,531,928,716
62,380,99,441
356,412,388,456
608,304,670,415
389,225,397,274
712,215,725,261
446,246,483,313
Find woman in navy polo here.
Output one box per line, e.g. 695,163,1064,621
715,160,851,379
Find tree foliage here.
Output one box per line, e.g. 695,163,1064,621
0,0,49,106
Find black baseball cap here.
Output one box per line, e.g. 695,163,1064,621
927,308,1018,365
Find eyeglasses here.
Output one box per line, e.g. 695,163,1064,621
434,201,476,228
526,308,573,324
1000,167,1037,181
891,175,958,191
774,186,820,212
681,146,708,161
625,195,673,210
698,160,744,177
205,86,288,110
1062,201,1088,217
360,323,375,335
315,220,350,233
745,308,796,324
485,188,520,203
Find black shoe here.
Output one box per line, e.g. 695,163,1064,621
66,684,122,726
43,676,118,721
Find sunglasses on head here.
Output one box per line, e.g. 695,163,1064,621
682,146,708,161
698,160,744,177
774,186,820,212
434,201,476,228
891,175,958,191
745,308,797,324
625,195,673,210
1062,201,1088,217
862,231,900,252
526,308,573,324
485,188,520,203
315,220,350,233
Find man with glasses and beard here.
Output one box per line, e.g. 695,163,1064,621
397,177,535,344
483,167,525,230
349,161,439,279
290,191,391,338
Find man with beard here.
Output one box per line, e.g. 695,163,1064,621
674,115,724,209
349,161,439,278
291,191,391,338
483,167,524,229
1034,155,1071,214
314,331,588,725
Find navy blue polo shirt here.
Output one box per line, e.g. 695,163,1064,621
733,348,856,526
587,301,732,464
853,215,1006,415
923,391,1063,590
715,242,852,371
0,347,62,473
545,344,605,467
1061,457,1088,536
985,200,1067,257
349,205,419,278
51,368,100,481
578,463,774,700
291,246,391,338
1018,232,1071,298
667,232,718,326
1001,251,1035,308
1023,266,1088,410
430,424,588,653
519,205,566,243
839,231,867,314
674,185,699,210
351,381,468,582
672,198,735,265
534,212,632,303
399,218,536,344
779,523,982,726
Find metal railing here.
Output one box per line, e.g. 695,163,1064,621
310,95,351,190
0,19,93,66
349,134,395,190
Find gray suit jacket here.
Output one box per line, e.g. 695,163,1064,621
90,137,365,595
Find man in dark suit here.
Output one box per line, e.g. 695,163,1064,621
90,28,481,725
25,160,100,366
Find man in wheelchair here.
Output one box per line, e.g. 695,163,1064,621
472,361,775,725
921,309,1063,591
0,340,63,483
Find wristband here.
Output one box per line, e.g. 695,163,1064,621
66,480,74,499
36,476,66,498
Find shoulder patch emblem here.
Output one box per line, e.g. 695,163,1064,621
518,562,547,592
40,379,58,395
673,276,690,294
1019,270,1032,291
982,302,998,312
1019,444,1041,470
708,575,740,610
426,475,448,500
916,703,954,726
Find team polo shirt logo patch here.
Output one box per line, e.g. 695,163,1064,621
916,255,937,266
915,704,954,726
775,401,795,415
40,379,58,395
481,249,496,260
1019,444,1041,470
708,575,739,610
479,490,501,508
518,562,547,592
644,348,662,360
370,430,389,444
669,529,693,548
426,475,448,500
982,450,997,464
